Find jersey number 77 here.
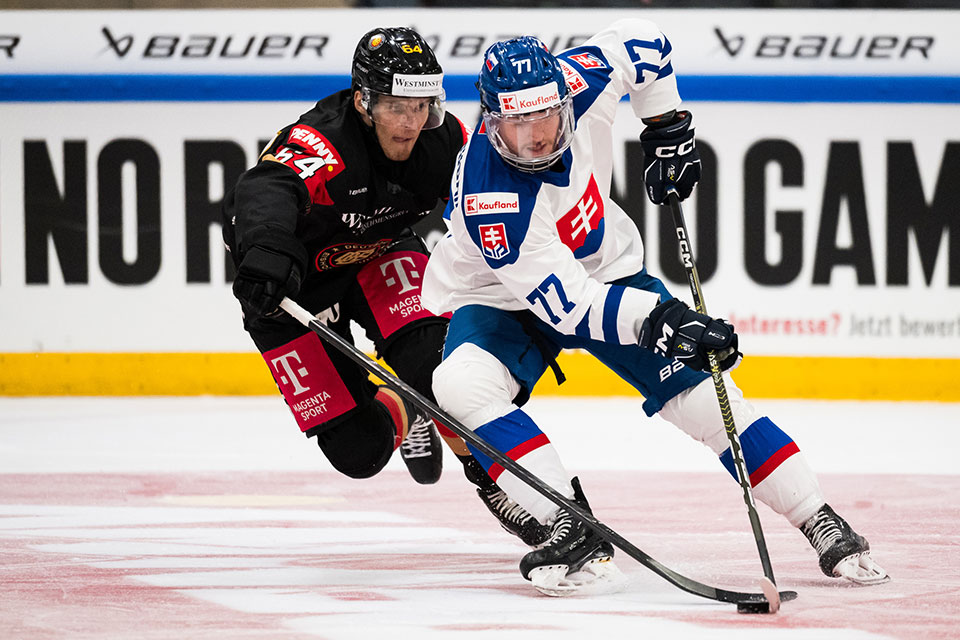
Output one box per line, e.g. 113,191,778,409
526,273,576,325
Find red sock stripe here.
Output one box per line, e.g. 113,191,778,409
374,389,406,450
749,441,800,486
487,432,551,482
435,420,457,439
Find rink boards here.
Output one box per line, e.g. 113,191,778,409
1,8,958,399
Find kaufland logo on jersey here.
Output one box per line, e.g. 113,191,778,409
559,60,587,96
498,81,561,114
464,192,520,215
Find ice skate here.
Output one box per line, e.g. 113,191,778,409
460,454,551,547
399,405,442,485
801,503,889,585
519,477,625,596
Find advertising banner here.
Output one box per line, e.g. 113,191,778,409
1,9,958,397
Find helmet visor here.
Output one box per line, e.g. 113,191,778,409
483,96,574,172
361,88,446,131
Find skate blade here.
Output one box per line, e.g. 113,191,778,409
530,557,627,597
834,552,890,585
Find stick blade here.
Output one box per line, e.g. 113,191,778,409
760,577,781,613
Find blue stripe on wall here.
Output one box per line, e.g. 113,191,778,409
0,74,355,102
1,74,959,103
678,75,960,104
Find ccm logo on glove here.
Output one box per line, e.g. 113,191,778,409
639,110,702,204
654,139,696,158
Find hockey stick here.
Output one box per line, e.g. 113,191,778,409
665,191,782,613
280,296,796,608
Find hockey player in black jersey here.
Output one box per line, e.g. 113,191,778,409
222,27,549,545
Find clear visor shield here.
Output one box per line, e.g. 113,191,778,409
362,89,447,130
483,97,575,172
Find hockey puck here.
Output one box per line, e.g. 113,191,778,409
736,601,771,614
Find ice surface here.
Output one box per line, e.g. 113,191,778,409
1,396,958,639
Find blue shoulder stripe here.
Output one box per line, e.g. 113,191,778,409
558,46,613,122
459,134,541,269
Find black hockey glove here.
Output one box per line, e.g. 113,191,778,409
638,298,741,373
639,110,702,205
232,246,302,318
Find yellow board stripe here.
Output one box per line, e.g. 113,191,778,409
0,353,272,396
0,352,957,401
535,353,960,402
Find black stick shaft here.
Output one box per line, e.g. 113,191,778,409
280,297,795,605
665,193,777,584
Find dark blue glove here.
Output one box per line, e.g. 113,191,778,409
638,298,741,372
639,110,702,205
232,246,302,318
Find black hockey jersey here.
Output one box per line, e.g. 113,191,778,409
223,89,468,283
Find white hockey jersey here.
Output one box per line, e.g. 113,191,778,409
421,19,683,346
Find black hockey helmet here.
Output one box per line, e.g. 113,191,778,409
352,27,446,130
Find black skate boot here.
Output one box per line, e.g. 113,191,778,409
399,404,442,485
800,503,889,585
460,454,551,547
518,477,623,596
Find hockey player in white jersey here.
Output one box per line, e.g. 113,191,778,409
421,20,888,595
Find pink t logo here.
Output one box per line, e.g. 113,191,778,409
270,350,311,395
379,256,420,294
